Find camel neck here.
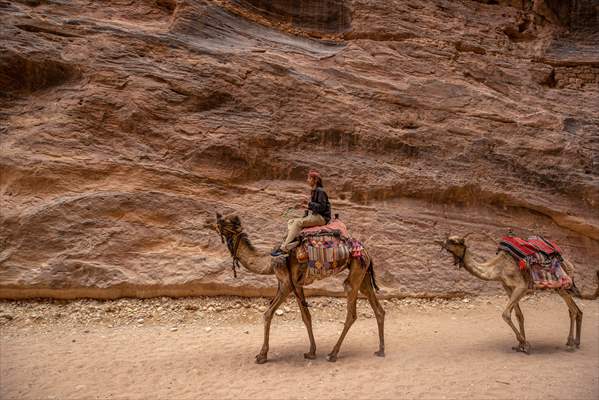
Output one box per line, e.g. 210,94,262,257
461,248,499,281
233,237,274,275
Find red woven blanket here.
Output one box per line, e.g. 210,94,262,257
497,236,571,290
498,236,562,269
301,219,349,238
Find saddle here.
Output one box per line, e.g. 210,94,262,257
498,235,572,289
294,219,365,280
498,236,562,270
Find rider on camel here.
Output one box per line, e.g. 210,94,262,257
271,169,331,257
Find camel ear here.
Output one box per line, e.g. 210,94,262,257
216,212,223,221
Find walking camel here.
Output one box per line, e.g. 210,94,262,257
438,234,583,354
214,212,385,363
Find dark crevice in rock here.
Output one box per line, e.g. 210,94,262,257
16,23,80,37
0,51,81,95
343,31,417,42
454,41,487,55
541,68,557,87
168,86,236,112
156,0,177,14
539,0,599,29
13,0,46,6
502,19,537,42
231,0,351,34
475,0,598,30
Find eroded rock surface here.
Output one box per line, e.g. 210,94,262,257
1,0,598,299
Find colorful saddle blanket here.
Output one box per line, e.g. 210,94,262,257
498,236,562,270
301,219,349,238
296,224,365,280
498,236,571,289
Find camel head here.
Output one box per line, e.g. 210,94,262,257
215,212,253,278
437,234,471,268
215,212,244,243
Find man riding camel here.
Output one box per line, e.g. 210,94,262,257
271,170,331,257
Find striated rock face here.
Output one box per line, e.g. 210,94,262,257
232,0,352,34
1,0,598,300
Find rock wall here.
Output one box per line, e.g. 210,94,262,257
1,0,598,300
477,0,599,28
570,0,599,28
554,65,599,88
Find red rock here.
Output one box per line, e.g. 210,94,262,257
0,0,597,300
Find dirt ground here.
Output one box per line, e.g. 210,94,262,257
1,294,597,400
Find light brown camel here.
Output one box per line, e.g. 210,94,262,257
215,213,385,363
438,234,583,354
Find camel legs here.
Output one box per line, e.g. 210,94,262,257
295,286,317,359
574,298,583,347
558,290,583,351
501,286,530,353
326,263,366,362
256,282,291,364
502,286,527,344
513,303,526,343
360,275,385,357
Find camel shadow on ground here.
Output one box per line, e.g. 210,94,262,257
253,341,371,366
459,338,579,356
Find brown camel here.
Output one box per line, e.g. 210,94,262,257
215,213,385,364
438,234,583,354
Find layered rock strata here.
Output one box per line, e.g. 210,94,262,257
1,0,598,299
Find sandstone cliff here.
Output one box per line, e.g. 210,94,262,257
1,0,598,299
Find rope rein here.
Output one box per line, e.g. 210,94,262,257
218,225,246,278
454,248,466,269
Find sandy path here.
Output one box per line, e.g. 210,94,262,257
1,296,598,400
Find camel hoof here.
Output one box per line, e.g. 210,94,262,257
566,345,576,353
374,350,385,358
304,352,317,360
326,354,337,362
255,354,268,364
575,343,581,349
512,343,531,354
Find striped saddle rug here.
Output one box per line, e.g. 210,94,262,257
498,236,572,289
295,233,365,280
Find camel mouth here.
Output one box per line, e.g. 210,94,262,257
435,239,451,252
435,239,463,269
453,254,462,268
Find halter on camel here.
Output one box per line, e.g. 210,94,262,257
442,232,475,269
215,222,245,278
215,214,310,307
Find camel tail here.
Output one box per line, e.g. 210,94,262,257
368,259,380,293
